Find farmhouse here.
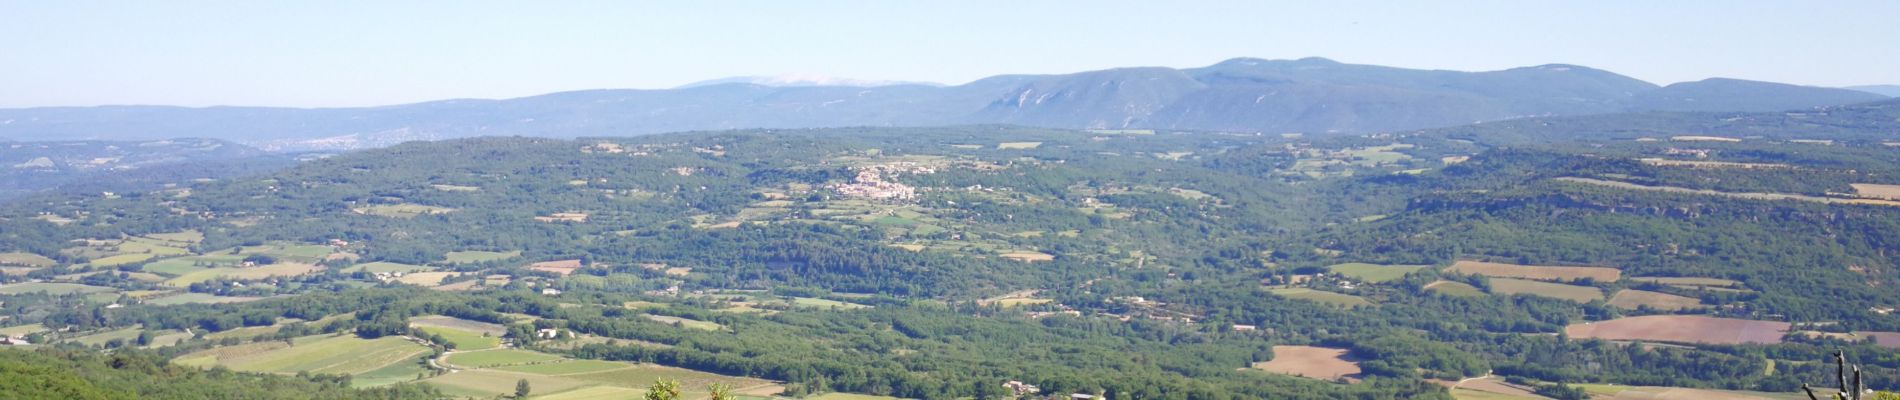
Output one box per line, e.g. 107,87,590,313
535,328,569,339
0,336,28,345
1232,324,1258,332
1002,380,1040,396
540,288,563,296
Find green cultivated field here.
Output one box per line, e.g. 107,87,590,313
1423,281,1485,297
644,314,724,331
0,324,47,336
164,263,322,286
415,325,500,350
141,254,243,276
492,359,627,375
787,296,871,310
144,293,261,305
444,349,562,368
353,203,456,218
180,334,431,375
0,282,116,295
1268,288,1373,307
0,252,56,267
344,261,434,273
66,327,145,347
443,250,522,264
89,253,157,267
1327,262,1429,283
1488,278,1603,303
349,355,432,388
425,369,593,398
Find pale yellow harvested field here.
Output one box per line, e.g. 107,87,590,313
1607,289,1704,311
1851,184,1900,200
1250,345,1359,380
1447,260,1621,282
394,272,460,286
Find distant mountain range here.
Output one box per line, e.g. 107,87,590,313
1848,85,1900,97
0,138,294,199
0,57,1886,151
676,74,943,89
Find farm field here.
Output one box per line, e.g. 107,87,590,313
353,203,455,217
141,230,206,243
141,254,244,276
444,250,522,264
344,261,434,273
411,315,506,335
1327,262,1429,283
1557,177,1900,207
65,327,147,347
415,326,500,350
176,334,431,376
1268,288,1373,307
645,314,724,331
1422,281,1485,297
1798,331,1900,349
143,293,263,305
492,359,626,375
786,296,871,310
997,141,1042,149
393,271,460,286
0,324,47,336
1441,376,1543,400
0,252,56,267
444,349,563,368
1628,276,1741,287
804,393,905,400
165,262,323,286
1572,383,1810,399
416,343,778,398
1606,289,1704,311
999,251,1055,262
425,369,593,398
1250,345,1361,380
1852,183,1900,200
0,282,116,295
1446,260,1621,282
1638,158,1792,169
1487,278,1602,303
534,386,645,400
411,315,505,350
89,253,158,267
1565,316,1789,345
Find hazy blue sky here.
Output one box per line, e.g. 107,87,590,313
3,0,1896,108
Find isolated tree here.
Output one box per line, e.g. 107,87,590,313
644,379,681,400
515,379,531,398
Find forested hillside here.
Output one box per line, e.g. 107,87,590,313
2,120,1899,399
